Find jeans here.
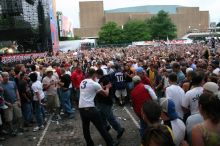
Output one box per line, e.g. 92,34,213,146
96,102,123,134
21,102,33,124
60,89,74,115
33,101,44,127
140,118,148,137
79,107,114,146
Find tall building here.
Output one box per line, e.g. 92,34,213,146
0,0,59,53
74,1,209,38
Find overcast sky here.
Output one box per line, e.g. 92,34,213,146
56,0,220,28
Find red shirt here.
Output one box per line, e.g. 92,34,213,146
56,68,61,78
71,69,84,89
141,76,151,86
131,83,152,118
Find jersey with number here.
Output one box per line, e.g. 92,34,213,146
79,79,102,108
111,71,127,90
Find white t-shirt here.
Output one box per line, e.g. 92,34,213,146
186,113,204,145
171,119,186,146
42,75,57,95
182,87,203,115
213,68,220,75
166,85,185,119
32,81,45,101
79,79,102,108
101,65,108,75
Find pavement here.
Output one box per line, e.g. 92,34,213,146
0,105,141,146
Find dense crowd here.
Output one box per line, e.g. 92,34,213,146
0,42,220,146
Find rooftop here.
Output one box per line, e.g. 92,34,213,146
105,5,181,14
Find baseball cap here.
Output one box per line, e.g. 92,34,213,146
203,82,219,94
186,68,193,74
132,75,141,83
136,67,144,74
160,98,178,120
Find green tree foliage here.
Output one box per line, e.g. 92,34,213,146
123,20,151,43
98,11,177,44
98,22,123,44
217,22,220,27
146,10,177,40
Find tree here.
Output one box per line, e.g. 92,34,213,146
123,20,151,43
98,22,123,44
217,22,220,27
146,10,177,40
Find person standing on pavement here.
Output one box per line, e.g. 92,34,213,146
111,64,127,105
95,69,125,139
18,72,33,127
58,68,75,119
79,68,119,146
131,75,157,137
29,72,45,132
42,66,60,120
71,63,84,107
0,72,23,136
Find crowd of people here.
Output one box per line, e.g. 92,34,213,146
0,42,220,146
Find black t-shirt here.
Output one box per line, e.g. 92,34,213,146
124,70,132,82
60,74,71,89
95,75,113,105
18,79,32,104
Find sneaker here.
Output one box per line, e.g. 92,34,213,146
33,125,44,132
1,129,9,135
0,137,6,141
117,128,125,139
40,125,44,130
33,126,40,132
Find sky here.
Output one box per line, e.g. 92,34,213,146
56,0,220,28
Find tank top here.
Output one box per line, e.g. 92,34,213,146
199,123,220,146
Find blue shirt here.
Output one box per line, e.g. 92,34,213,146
0,81,18,104
177,71,185,85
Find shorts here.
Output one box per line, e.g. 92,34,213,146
115,89,127,98
47,94,60,109
4,101,22,122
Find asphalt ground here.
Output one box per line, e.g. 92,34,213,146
0,104,141,146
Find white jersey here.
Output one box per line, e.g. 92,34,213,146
182,87,203,115
79,79,102,108
166,85,185,119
